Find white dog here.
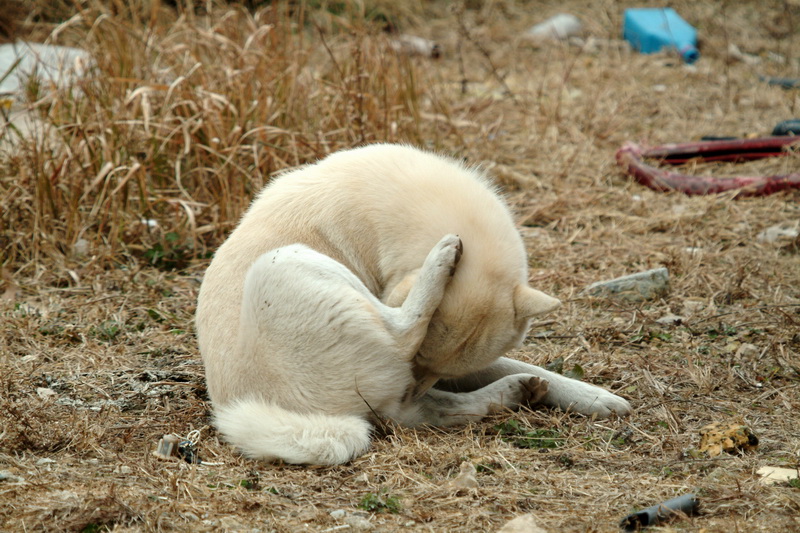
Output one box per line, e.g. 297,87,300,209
196,144,631,465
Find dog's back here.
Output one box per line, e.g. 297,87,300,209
197,144,527,404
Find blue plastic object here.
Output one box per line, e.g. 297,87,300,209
623,8,699,64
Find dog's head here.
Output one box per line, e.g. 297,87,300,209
414,283,560,380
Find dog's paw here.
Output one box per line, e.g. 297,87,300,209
433,234,463,276
567,387,632,418
587,391,632,418
520,376,549,407
487,373,549,414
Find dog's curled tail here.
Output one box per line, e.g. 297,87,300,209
214,398,372,465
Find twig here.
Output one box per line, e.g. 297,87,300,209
454,7,517,103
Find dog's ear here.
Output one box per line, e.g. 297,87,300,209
514,285,560,319
383,269,420,307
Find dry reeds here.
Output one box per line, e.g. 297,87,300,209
1,0,438,273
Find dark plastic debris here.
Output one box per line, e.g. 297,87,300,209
154,434,201,464
772,119,800,136
177,438,201,464
620,493,699,531
761,76,800,89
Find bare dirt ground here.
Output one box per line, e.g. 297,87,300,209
1,1,799,531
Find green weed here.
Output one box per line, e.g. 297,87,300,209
494,419,563,449
358,490,402,514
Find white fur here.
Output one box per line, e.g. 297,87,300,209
196,144,631,465
215,400,372,465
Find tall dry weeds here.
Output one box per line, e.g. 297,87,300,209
0,0,438,274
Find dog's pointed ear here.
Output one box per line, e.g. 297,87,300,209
383,269,420,307
514,285,560,319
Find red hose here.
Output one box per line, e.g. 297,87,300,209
616,138,800,197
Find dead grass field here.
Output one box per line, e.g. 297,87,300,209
1,0,799,531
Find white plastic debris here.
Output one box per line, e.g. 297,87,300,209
36,387,57,400
73,238,90,257
523,14,582,43
0,41,92,97
656,313,684,325
153,431,202,463
389,34,441,58
727,43,761,65
1,42,92,148
0,470,25,484
756,223,799,243
152,434,181,460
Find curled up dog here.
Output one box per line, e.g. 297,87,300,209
196,144,632,465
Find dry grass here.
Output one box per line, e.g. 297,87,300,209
1,0,799,531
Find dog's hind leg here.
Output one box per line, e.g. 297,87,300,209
436,357,632,418
391,374,550,427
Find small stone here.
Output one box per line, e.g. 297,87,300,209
445,461,478,493
722,341,741,355
330,509,347,520
682,298,705,315
498,513,549,533
344,515,373,531
735,343,760,358
218,516,247,530
583,268,669,302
